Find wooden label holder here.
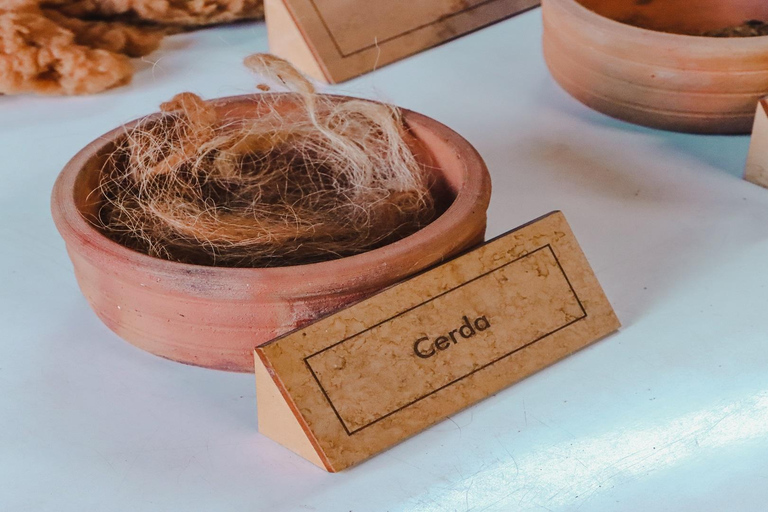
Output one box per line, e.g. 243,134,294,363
746,98,768,189
264,0,540,83
254,211,620,472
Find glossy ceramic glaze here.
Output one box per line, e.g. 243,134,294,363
51,94,492,372
542,0,768,133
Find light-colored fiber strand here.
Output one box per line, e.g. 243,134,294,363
95,54,437,267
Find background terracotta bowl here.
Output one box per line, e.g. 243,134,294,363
542,0,768,134
51,94,492,372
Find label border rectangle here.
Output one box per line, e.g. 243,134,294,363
307,0,512,58
304,244,587,435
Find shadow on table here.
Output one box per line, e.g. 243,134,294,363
531,71,753,178
500,133,768,328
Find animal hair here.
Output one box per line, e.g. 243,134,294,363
95,54,438,267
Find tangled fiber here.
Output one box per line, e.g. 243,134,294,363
95,54,437,267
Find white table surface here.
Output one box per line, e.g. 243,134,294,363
3,9,768,511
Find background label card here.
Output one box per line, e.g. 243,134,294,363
254,211,620,472
265,0,541,83
746,98,768,189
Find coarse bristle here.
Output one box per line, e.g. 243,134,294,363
94,54,437,268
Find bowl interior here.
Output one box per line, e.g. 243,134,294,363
576,0,768,35
72,95,461,261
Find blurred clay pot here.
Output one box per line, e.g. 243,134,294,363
542,0,768,133
51,94,492,372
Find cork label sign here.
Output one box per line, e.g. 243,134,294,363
265,0,540,83
254,211,619,472
746,98,768,189
306,245,585,435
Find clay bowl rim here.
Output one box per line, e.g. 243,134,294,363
51,93,491,295
556,0,768,46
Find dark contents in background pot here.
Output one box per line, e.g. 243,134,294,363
702,20,768,38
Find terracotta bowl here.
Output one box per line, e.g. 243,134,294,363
51,94,492,372
542,0,768,133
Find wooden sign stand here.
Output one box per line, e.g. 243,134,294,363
264,0,540,83
254,211,620,472
745,98,768,189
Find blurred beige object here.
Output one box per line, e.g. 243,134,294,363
43,0,264,27
746,99,768,188
0,0,264,96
